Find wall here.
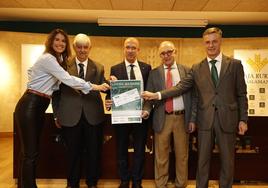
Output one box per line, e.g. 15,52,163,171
0,31,268,132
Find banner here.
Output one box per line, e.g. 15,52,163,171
234,49,268,116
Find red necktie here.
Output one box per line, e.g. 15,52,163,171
165,66,173,113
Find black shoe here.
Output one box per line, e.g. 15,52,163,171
132,182,142,188
88,186,97,188
119,181,129,188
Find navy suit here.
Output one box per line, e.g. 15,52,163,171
110,61,151,185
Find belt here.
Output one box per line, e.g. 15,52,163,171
165,110,185,115
26,89,51,99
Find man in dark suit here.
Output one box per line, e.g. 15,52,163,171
52,34,108,188
107,37,151,188
142,27,248,188
142,41,195,188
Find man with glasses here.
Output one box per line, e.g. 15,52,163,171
142,41,195,188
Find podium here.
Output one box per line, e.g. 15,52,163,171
13,114,268,181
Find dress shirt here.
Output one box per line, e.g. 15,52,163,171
163,62,184,111
27,53,92,96
207,52,222,77
125,59,144,91
75,57,88,79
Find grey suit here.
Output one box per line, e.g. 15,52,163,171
144,63,192,132
160,55,248,188
143,63,192,188
52,58,107,187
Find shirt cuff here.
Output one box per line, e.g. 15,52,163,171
157,92,161,100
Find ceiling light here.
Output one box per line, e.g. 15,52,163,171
98,18,208,27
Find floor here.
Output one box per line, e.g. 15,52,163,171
1,136,268,188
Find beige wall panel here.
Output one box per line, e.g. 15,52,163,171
0,31,268,132
15,0,52,8
143,0,175,11
232,0,268,12
46,0,82,9
202,0,240,11
0,0,23,7
79,0,112,10
89,37,124,78
111,0,142,10
173,0,208,11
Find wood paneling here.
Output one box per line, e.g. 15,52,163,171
143,0,175,11
172,0,208,11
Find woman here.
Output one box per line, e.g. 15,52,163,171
14,28,109,188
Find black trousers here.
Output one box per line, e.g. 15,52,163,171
114,122,148,184
61,112,103,187
14,92,50,188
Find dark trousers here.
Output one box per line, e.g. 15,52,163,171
14,92,50,188
62,112,103,187
196,112,236,188
114,122,148,184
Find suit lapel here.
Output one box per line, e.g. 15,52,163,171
218,55,229,86
201,59,215,88
85,59,96,82
177,63,186,79
120,61,129,80
68,59,79,77
158,65,165,90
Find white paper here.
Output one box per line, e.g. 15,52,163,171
112,88,140,107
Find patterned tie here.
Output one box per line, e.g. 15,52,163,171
78,63,84,79
210,59,218,86
130,64,136,80
165,66,173,113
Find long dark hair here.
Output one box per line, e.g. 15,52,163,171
44,28,71,70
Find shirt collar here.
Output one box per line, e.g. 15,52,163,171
75,57,88,67
207,52,222,63
163,61,177,69
125,59,138,67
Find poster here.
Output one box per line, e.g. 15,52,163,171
111,80,142,124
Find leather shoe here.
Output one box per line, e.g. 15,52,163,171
118,181,129,188
132,182,142,188
88,186,97,188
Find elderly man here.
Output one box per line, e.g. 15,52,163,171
52,33,108,188
143,41,194,188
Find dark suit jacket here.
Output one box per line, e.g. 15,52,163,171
160,55,248,133
52,58,107,126
110,61,151,90
143,63,192,133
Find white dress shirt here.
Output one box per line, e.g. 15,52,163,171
164,62,185,111
207,52,222,77
27,53,92,95
125,59,144,91
75,57,88,78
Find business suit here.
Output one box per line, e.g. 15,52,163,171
160,55,248,188
110,61,151,186
53,57,107,187
143,63,192,188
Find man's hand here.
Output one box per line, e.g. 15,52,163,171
238,121,248,135
92,83,110,92
141,110,149,119
188,122,196,133
105,99,113,110
54,118,62,129
141,91,159,100
110,75,118,81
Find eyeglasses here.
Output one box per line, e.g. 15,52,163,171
160,49,174,56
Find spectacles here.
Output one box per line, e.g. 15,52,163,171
160,49,174,56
